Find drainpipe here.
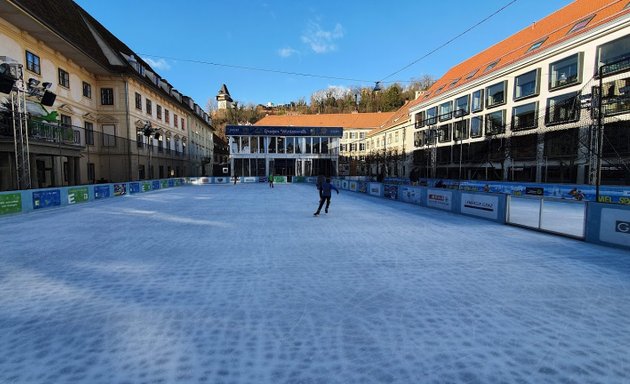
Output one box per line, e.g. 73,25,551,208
123,78,132,181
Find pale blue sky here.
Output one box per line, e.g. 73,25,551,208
75,0,573,108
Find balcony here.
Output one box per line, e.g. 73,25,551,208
0,115,83,148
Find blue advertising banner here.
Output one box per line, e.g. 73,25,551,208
33,190,61,210
226,125,343,137
168,179,175,187
152,180,160,190
94,186,110,199
129,182,140,194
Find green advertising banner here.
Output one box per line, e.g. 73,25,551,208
0,193,22,215
161,180,168,188
68,187,89,204
141,182,152,192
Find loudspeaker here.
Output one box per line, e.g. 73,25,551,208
0,75,15,94
40,90,56,106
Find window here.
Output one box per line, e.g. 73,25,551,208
438,124,451,143
568,15,595,34
470,117,483,138
102,124,116,147
157,105,162,120
101,88,114,105
485,110,506,135
423,129,436,145
268,137,276,153
454,119,469,140
426,106,438,125
601,77,630,116
449,78,461,88
135,93,142,109
350,143,357,151
549,53,582,90
277,137,285,154
466,68,479,80
597,34,630,76
146,99,152,115
58,68,70,88
486,81,507,108
546,92,581,125
174,114,178,128
514,69,540,100
359,143,365,151
512,102,538,131
181,118,185,130
526,37,548,53
137,131,144,148
454,95,470,116
82,82,92,98
414,131,424,147
165,109,170,123
415,111,426,128
25,51,41,74
484,60,499,73
472,90,484,112
60,114,71,128
286,137,294,154
359,132,366,139
313,137,320,153
439,101,452,121
85,121,94,145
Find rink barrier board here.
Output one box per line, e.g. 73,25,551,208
0,178,186,216
332,179,628,250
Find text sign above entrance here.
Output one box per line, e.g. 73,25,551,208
226,125,343,137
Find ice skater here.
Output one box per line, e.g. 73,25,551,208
268,173,274,188
314,178,339,216
316,174,325,198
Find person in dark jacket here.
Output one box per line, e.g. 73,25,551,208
316,174,325,198
314,178,339,216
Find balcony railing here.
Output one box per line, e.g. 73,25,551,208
0,115,83,147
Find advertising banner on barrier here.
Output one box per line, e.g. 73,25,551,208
384,185,398,200
168,179,175,187
215,177,228,184
161,180,168,188
243,177,257,183
369,183,383,197
68,187,89,204
599,208,630,247
141,182,151,192
461,193,498,220
199,177,210,184
94,186,110,200
358,181,367,193
114,184,127,196
0,193,22,215
152,180,160,190
341,180,349,190
399,186,422,205
130,183,140,194
427,189,452,210
349,181,357,192
33,190,61,209
293,176,306,183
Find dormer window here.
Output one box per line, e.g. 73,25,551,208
484,60,499,73
568,15,595,34
527,37,548,53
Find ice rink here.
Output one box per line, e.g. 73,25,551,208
1,183,629,384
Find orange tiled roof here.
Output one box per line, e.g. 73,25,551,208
423,0,630,104
255,112,395,129
368,98,425,137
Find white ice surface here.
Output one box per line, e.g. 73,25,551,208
1,183,629,384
